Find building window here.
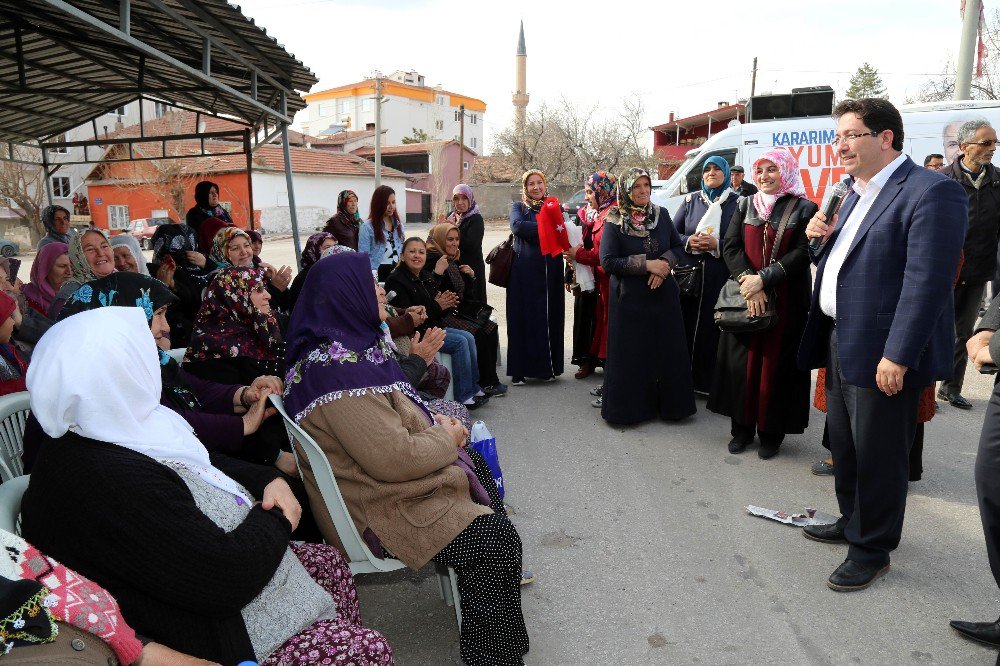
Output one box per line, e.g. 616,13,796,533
114,105,127,118
154,101,169,118
362,98,373,112
471,137,477,149
338,99,350,115
435,120,444,130
48,134,68,154
436,95,445,105
51,176,71,198
108,205,130,230
470,114,477,125
318,103,332,116
454,110,461,122
463,161,469,171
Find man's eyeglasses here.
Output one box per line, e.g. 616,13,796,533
965,140,999,148
830,131,879,147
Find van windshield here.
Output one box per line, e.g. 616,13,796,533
674,149,738,195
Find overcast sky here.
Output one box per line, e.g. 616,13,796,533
237,0,971,152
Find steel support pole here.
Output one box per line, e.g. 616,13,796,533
280,94,302,269
955,0,981,100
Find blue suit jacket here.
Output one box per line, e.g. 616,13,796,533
797,156,968,389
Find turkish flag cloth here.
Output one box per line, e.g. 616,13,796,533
537,197,570,257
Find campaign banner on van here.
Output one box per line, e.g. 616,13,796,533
763,128,846,207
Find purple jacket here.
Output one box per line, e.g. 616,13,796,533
167,370,244,454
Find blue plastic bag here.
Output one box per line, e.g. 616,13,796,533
470,421,504,499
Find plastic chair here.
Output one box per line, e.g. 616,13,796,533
165,347,186,363
437,352,455,401
0,392,30,482
0,474,29,534
268,394,462,628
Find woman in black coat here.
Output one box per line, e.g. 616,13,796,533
448,184,488,304
673,156,740,394
708,149,816,459
599,168,696,426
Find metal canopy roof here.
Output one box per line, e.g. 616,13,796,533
0,0,318,148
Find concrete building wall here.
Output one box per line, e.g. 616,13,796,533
472,183,580,219
251,172,409,235
301,92,485,151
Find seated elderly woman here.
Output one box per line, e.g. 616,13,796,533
210,227,293,319
51,272,294,475
287,231,337,310
47,229,116,319
425,222,505,396
385,237,490,410
22,242,70,317
20,306,393,665
110,234,150,275
285,252,529,665
149,223,208,348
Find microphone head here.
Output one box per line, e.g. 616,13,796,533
831,180,850,197
385,290,397,302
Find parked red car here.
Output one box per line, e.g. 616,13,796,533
128,217,171,249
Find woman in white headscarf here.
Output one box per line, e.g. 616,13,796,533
20,307,393,666
110,234,150,275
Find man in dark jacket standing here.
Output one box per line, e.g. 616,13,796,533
730,165,758,196
939,119,1000,410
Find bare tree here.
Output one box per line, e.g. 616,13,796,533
0,145,46,243
490,97,657,187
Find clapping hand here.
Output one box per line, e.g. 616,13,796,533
405,305,428,326
410,327,446,364
269,265,293,291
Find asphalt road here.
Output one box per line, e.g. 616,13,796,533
25,227,1000,665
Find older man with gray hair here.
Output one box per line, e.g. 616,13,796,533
940,119,1000,410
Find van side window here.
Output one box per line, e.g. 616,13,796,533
685,150,738,194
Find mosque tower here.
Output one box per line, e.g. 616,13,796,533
513,21,529,136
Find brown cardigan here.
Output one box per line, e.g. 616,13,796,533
299,390,492,568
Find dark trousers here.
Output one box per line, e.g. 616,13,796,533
826,330,920,567
975,380,1000,590
731,420,785,447
432,451,528,666
944,280,987,395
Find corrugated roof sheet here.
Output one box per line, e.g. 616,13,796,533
0,0,317,143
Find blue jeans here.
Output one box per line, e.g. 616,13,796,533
442,328,481,402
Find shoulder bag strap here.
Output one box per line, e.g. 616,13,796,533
767,198,799,267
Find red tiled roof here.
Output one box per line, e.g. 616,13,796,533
314,129,381,145
353,140,478,158
85,140,409,180
104,111,321,145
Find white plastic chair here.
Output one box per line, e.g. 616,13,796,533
0,392,30,482
0,475,29,534
268,394,462,628
165,347,187,363
437,352,455,401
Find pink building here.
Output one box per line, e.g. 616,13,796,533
354,140,477,222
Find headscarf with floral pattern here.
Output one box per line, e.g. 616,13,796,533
520,169,548,213
209,227,251,269
751,148,807,221
609,167,657,237
184,267,282,365
301,232,337,270
585,171,618,221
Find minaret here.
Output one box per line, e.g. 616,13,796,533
513,21,529,136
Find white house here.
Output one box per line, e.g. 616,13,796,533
297,70,487,151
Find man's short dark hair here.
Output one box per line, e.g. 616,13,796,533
833,98,904,151
731,165,745,173
923,153,944,166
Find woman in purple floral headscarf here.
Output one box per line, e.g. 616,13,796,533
284,251,529,666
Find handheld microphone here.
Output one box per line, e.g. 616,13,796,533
385,290,397,302
809,180,850,254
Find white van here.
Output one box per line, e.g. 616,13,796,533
652,100,1000,215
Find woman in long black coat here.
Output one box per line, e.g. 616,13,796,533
708,148,815,459
506,169,565,384
449,184,488,304
673,156,740,394
600,168,696,425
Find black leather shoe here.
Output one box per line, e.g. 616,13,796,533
758,442,781,459
803,517,848,544
826,558,889,591
950,394,973,410
728,434,752,454
950,617,1000,647
467,395,490,411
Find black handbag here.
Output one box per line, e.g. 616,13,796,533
672,262,703,299
486,234,515,288
713,198,798,334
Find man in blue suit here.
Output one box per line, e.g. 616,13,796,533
798,98,968,591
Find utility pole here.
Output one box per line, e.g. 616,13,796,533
956,0,982,100
750,57,758,97
374,72,383,187
457,103,465,183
